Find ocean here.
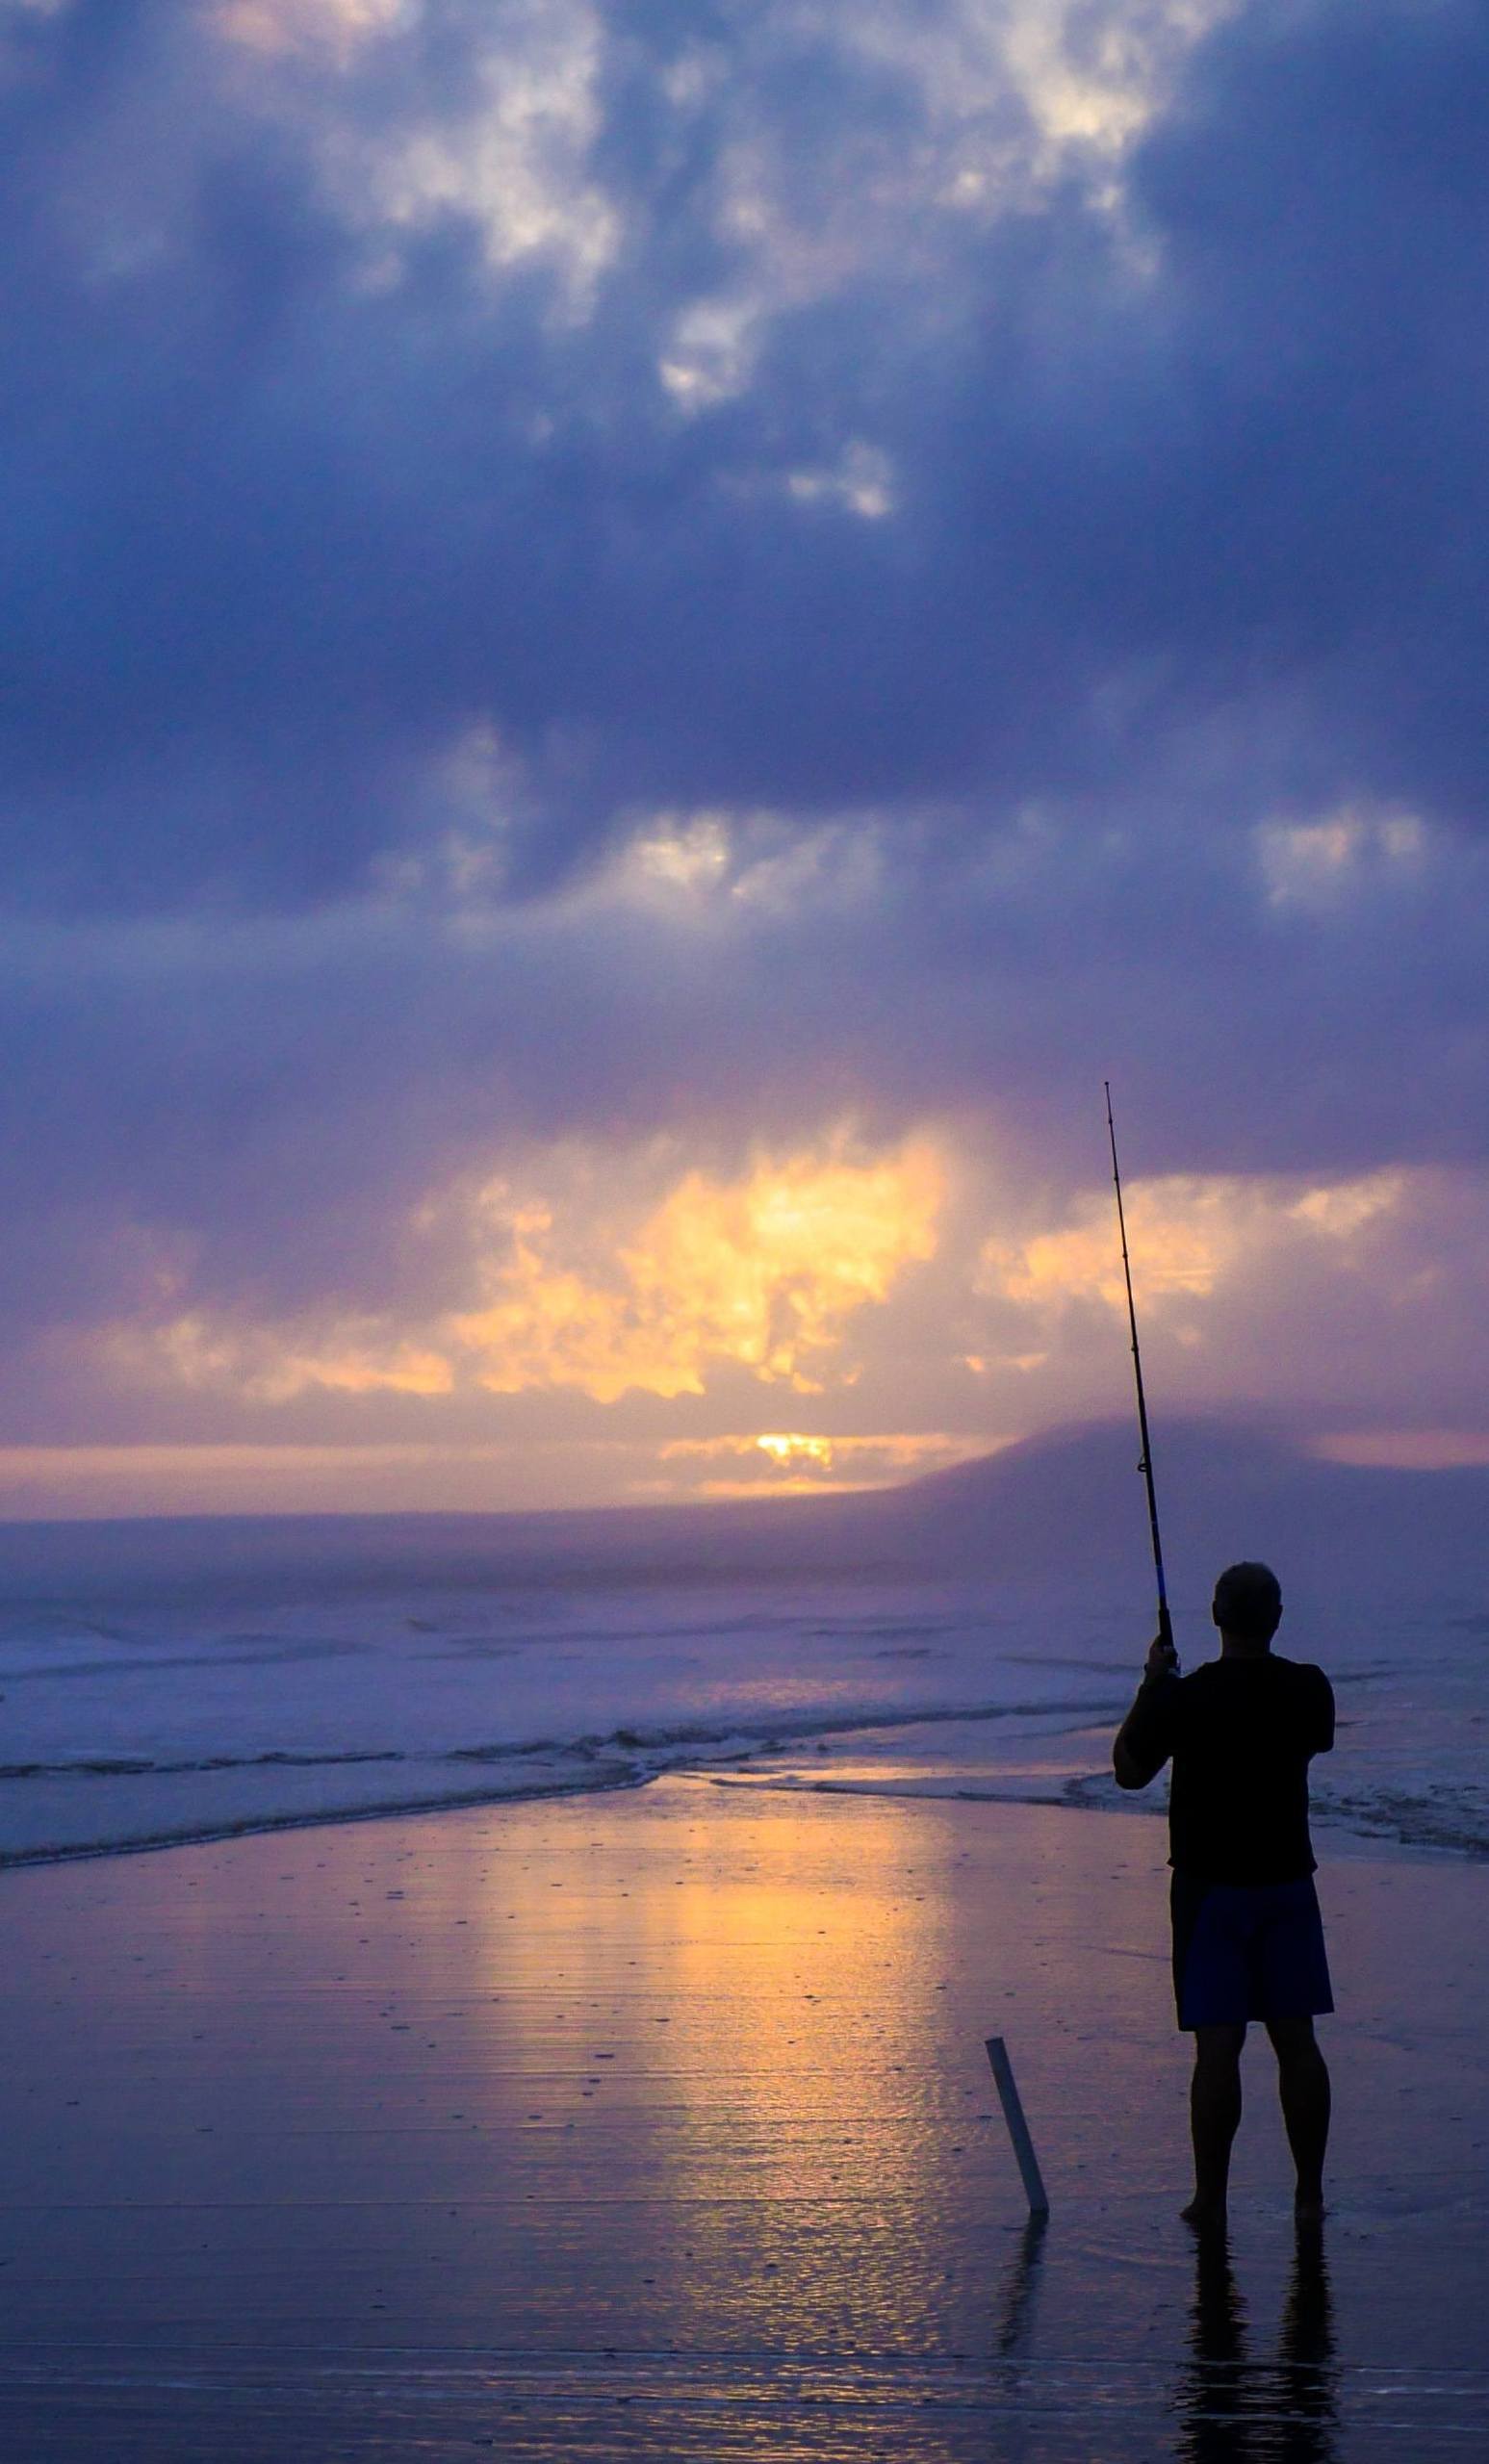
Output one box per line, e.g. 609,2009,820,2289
0,1492,1484,1866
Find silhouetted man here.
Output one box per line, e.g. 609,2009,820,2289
1113,1562,1335,2225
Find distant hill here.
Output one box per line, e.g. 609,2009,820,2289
880,1420,1489,1604
1,1419,1486,1608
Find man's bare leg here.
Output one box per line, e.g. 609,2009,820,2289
1267,2016,1330,2220
1182,2022,1246,2226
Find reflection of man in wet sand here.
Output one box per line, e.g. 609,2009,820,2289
1178,2220,1338,2464
1113,1563,1336,2226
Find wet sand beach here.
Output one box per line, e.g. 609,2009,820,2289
1,1781,1486,2458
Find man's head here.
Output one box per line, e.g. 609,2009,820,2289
1212,1560,1283,1648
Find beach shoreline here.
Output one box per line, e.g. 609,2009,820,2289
5,1741,1484,1878
1,1778,1486,2456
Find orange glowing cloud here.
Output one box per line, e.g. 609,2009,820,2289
451,1139,945,1399
980,1168,1405,1319
102,1133,944,1409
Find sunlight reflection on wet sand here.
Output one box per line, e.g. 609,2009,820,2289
0,1784,1485,2456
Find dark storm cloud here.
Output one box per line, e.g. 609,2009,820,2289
1122,0,1489,823
4,0,1487,912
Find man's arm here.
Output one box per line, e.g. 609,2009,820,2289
1307,1667,1336,1757
1113,1633,1181,1790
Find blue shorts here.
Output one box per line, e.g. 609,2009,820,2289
1171,1874,1333,2031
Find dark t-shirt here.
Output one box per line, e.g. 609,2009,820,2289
1119,1654,1335,1886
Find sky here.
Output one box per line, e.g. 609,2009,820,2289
3,0,1488,1518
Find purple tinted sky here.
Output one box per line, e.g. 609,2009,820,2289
3,0,1487,1515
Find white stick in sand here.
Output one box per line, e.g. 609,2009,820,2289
985,2037,1050,2217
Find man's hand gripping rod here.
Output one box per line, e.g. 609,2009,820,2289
1104,1083,1176,1673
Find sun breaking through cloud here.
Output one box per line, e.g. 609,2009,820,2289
102,1134,946,1410
452,1140,945,1400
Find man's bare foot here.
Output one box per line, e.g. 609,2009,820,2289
1181,2197,1227,2229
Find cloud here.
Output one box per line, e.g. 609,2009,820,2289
92,1130,945,1411
1255,808,1427,911
327,0,621,302
451,1136,944,1398
57,1122,1489,1468
0,778,1485,1462
966,1163,1489,1430
2,0,1488,1502
5,0,1489,910
103,1315,455,1403
979,1168,1405,1315
212,0,404,64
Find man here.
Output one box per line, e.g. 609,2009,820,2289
1113,1561,1335,2226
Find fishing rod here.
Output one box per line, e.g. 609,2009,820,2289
1104,1082,1174,1664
